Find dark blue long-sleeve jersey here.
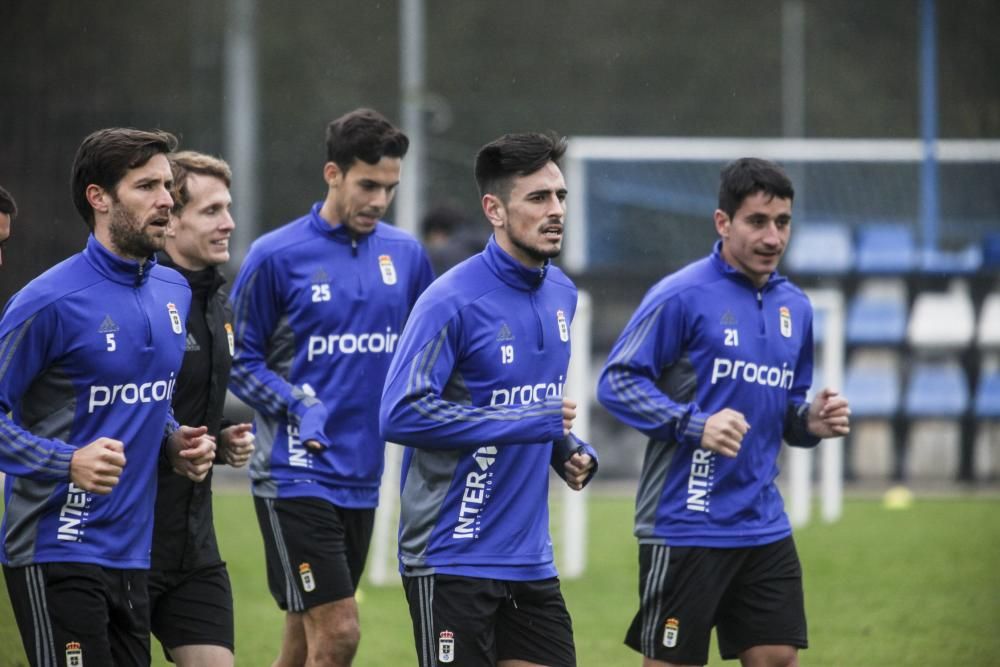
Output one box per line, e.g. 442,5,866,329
0,236,190,568
381,237,597,580
229,203,433,508
598,242,818,548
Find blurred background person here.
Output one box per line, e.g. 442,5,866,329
419,202,487,276
0,185,17,266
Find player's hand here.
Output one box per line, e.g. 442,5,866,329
561,397,577,436
563,451,595,491
304,439,326,451
70,437,126,495
701,408,750,458
219,423,255,467
807,388,851,438
167,425,216,482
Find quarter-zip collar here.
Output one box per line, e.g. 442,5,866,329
482,235,549,292
709,240,786,293
307,201,374,247
157,251,226,298
83,234,158,287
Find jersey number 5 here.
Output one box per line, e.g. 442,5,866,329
106,333,117,352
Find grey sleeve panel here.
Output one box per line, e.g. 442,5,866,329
21,366,76,441
266,315,294,380
634,352,697,539
398,368,473,566
248,413,279,497
634,437,679,540
3,476,61,566
397,447,463,568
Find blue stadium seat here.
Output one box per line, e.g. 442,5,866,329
855,224,917,274
903,361,970,418
919,245,982,275
846,292,907,346
982,232,1000,272
974,370,1000,419
844,363,899,418
784,223,853,276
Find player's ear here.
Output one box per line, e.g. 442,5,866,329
323,162,343,189
714,209,730,239
482,193,505,230
86,184,111,215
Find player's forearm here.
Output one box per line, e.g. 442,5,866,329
598,366,705,443
0,419,76,479
380,393,565,450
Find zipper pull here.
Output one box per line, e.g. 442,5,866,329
352,237,358,257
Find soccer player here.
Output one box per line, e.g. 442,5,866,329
0,128,216,666
229,108,434,666
380,131,598,667
597,158,851,667
147,150,255,666
0,185,17,266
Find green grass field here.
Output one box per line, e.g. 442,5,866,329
1,491,998,666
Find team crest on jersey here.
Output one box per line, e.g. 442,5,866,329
779,306,792,338
663,618,679,648
98,314,119,334
378,254,398,285
225,322,235,356
65,641,83,666
556,310,570,342
299,563,316,592
438,630,455,663
167,303,183,335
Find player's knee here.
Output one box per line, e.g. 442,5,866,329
739,644,798,667
314,615,360,661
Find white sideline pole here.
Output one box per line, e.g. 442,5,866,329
561,290,591,578
815,290,846,523
368,443,403,586
794,289,845,526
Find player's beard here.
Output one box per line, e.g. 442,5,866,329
508,223,562,265
108,202,165,260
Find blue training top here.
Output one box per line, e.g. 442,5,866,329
381,236,598,581
598,241,818,548
229,203,433,509
0,235,190,568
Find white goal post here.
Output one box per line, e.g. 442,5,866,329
564,136,1000,274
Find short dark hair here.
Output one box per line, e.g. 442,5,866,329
474,132,568,201
0,186,17,219
71,128,178,230
718,157,794,218
169,151,233,214
325,108,409,174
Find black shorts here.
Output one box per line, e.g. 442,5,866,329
402,574,576,667
625,536,807,664
148,562,234,659
253,495,374,612
3,562,150,667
